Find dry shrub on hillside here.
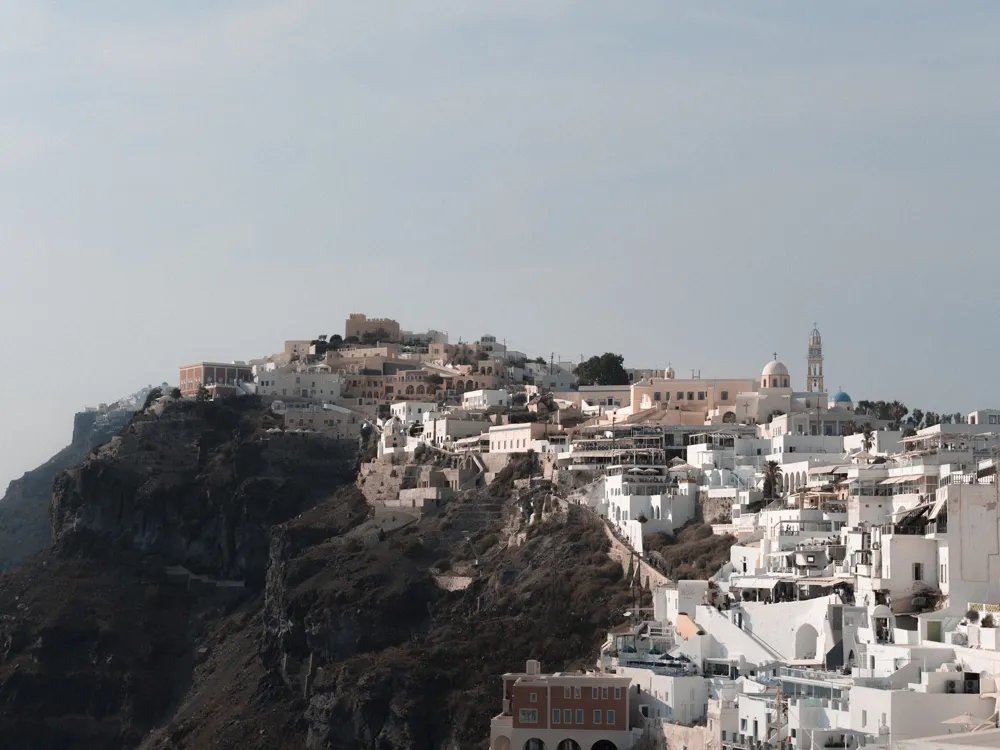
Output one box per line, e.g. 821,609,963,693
645,523,735,580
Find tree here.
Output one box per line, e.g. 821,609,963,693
909,408,924,428
767,410,785,423
889,400,908,427
533,356,547,365
762,461,783,499
842,420,858,436
861,424,875,453
170,387,182,399
902,427,917,438
329,334,343,350
142,387,163,411
954,412,965,424
940,414,953,424
575,353,629,386
924,411,940,427
195,384,210,403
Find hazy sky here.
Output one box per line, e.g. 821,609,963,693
2,1,999,489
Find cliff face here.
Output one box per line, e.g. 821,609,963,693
0,399,632,750
0,411,104,571
50,400,357,585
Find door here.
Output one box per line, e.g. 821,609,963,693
927,620,943,643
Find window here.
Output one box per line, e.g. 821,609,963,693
862,710,868,727
607,709,616,725
698,391,705,400
791,730,797,739
687,392,694,400
614,687,621,699
592,687,599,699
529,692,537,703
564,709,571,723
807,555,815,563
564,687,571,698
654,392,661,401
722,731,728,741
913,562,923,581
741,719,747,731
721,390,729,400
594,710,602,724
677,392,684,400
574,687,581,699
941,563,947,583
518,709,538,723
553,709,561,724
881,713,887,727
601,687,608,699
576,709,584,724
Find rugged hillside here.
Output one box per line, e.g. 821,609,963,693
0,398,632,749
144,488,629,749
0,386,162,572
0,411,107,571
50,398,357,585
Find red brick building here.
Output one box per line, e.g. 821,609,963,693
178,362,253,397
490,660,634,750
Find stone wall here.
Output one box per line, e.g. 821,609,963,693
698,493,732,524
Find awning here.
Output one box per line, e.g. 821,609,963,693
798,577,853,587
888,501,936,516
879,475,924,486
929,494,948,520
810,465,847,475
731,577,784,590
767,551,793,558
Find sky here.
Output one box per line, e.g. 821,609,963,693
1,1,999,489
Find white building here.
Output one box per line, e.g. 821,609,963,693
390,401,436,425
604,465,697,553
463,389,511,411
255,362,343,401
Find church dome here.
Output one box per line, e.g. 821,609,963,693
761,359,789,378
761,358,791,389
664,365,675,379
832,391,852,404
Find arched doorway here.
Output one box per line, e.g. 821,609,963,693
591,742,618,750
524,740,546,750
795,623,819,659
722,411,736,423
492,738,511,750
557,740,582,750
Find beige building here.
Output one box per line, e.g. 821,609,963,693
631,371,756,424
271,401,365,439
345,313,401,342
489,422,550,453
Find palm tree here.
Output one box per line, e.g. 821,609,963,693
861,424,875,453
763,460,783,499
910,408,924,428
842,420,858,436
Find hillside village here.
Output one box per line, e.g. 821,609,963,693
176,315,1000,750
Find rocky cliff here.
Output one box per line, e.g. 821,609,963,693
0,386,163,572
0,398,632,749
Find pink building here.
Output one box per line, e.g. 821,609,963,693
178,362,253,397
490,660,634,750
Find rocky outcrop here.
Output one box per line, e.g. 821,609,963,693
0,397,634,749
0,386,165,572
50,399,358,586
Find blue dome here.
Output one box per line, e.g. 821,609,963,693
832,391,852,403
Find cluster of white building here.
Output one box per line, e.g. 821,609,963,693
570,402,1000,749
